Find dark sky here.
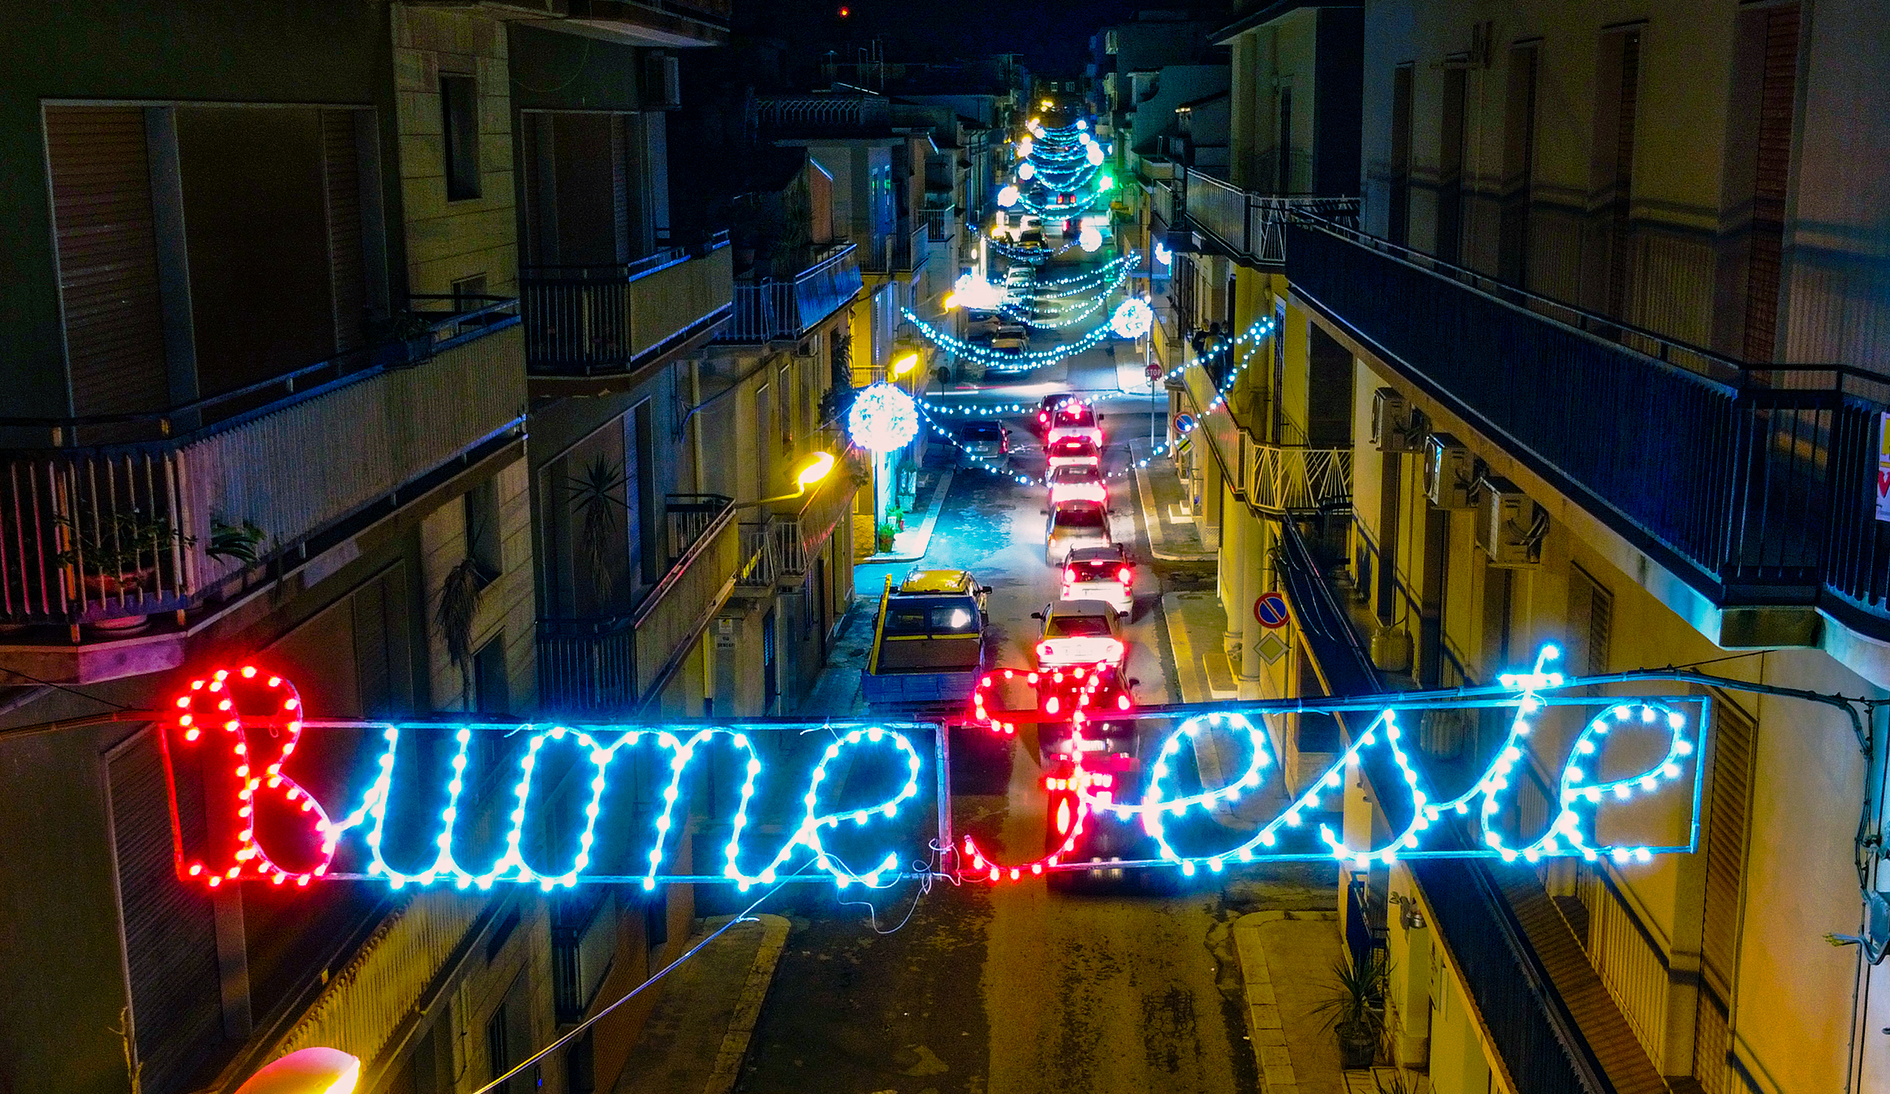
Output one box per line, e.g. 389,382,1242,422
735,0,1153,76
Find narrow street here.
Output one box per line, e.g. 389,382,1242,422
735,345,1327,1094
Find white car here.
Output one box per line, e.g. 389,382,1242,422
1033,599,1127,670
1045,435,1101,473
1047,463,1106,505
1061,545,1134,616
1046,400,1104,448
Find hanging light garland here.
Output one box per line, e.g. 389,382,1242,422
902,307,1115,373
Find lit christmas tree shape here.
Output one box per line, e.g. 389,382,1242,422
847,381,920,452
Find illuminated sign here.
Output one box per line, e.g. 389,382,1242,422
160,647,1705,891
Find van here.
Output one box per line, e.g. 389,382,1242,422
862,569,991,706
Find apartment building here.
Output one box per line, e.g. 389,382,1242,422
0,3,740,1093
1138,1,1890,1092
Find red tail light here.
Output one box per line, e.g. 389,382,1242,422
1036,641,1053,661
1118,567,1132,584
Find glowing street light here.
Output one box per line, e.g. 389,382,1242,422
235,1049,360,1094
741,451,839,507
889,351,921,379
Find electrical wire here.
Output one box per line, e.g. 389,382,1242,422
0,666,136,710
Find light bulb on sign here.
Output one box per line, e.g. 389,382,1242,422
847,382,920,452
1109,298,1154,340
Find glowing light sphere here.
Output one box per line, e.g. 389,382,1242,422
847,382,920,452
1017,137,1034,158
1110,298,1154,340
1086,143,1104,166
1154,241,1173,267
1076,119,1088,131
997,185,1020,208
949,272,1006,311
1018,162,1036,181
1078,225,1103,252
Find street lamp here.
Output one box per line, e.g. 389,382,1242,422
889,351,920,379
235,1048,360,1094
738,451,837,508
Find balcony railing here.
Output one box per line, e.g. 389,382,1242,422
1285,219,1890,642
719,244,862,343
1241,432,1354,515
0,315,525,628
537,493,740,714
1179,170,1358,266
735,466,858,591
522,238,734,377
922,203,957,244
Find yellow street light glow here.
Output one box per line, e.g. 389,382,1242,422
796,451,837,489
890,352,920,378
235,1048,361,1094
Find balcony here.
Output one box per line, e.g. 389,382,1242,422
1177,170,1359,266
542,0,729,46
1241,431,1353,516
522,238,734,386
1285,219,1890,645
718,244,863,344
552,889,616,1023
0,306,525,643
537,493,740,714
921,203,957,244
735,460,859,592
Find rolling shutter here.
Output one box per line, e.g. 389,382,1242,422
1742,5,1799,363
1694,697,1754,1092
109,728,225,1094
44,105,169,418
322,109,367,353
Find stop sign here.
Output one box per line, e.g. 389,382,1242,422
1145,363,1162,379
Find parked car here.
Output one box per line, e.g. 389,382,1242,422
1032,598,1127,670
991,323,1029,352
1046,462,1106,505
958,420,1010,467
1045,499,1113,565
1061,544,1134,616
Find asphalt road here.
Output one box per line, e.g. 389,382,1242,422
734,344,1269,1094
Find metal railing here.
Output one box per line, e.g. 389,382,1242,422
1178,169,1360,266
0,320,526,627
537,494,739,714
735,466,857,592
922,203,957,243
521,237,733,376
1286,219,1890,641
719,244,862,343
1242,433,1354,515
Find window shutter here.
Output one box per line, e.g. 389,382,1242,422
1567,565,1613,676
1694,698,1754,1091
44,106,169,417
322,109,367,352
109,728,224,1094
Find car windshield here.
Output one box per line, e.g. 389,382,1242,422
962,423,1002,440
1053,505,1106,529
1050,465,1100,484
1048,614,1114,637
882,597,981,636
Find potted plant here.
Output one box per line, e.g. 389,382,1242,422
207,517,267,567
55,509,192,600
874,519,899,553
369,311,438,368
1311,951,1389,1070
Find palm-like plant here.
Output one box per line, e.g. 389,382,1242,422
1311,950,1390,1070
568,455,628,608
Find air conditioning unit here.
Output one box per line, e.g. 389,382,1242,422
1477,476,1544,567
643,53,681,111
1425,432,1476,509
1371,388,1425,453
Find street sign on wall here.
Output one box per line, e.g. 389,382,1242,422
1254,591,1290,628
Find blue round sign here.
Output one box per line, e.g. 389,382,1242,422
1254,591,1290,628
1174,413,1196,435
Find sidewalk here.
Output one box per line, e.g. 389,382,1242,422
1233,911,1347,1094
866,467,955,563
1131,444,1216,562
615,914,792,1094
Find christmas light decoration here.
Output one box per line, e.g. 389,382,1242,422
1154,241,1172,267
1018,162,1036,181
1078,225,1103,252
945,272,1007,311
1109,298,1154,339
996,185,1020,208
901,307,1115,373
1086,144,1104,166
847,381,920,452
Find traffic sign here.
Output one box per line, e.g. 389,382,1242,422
1174,413,1196,434
1254,591,1290,628
1145,362,1162,380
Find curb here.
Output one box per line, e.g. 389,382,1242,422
1132,462,1217,563
701,913,792,1094
865,468,956,564
1235,910,1339,1094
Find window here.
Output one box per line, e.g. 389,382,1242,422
473,634,510,715
465,477,502,584
452,272,489,315
441,75,481,201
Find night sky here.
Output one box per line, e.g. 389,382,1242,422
735,0,1155,76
